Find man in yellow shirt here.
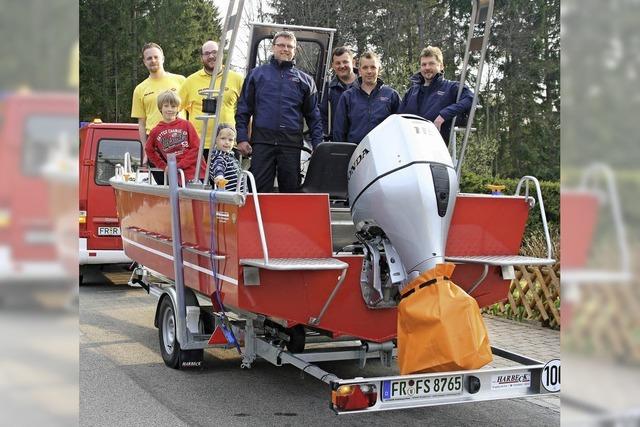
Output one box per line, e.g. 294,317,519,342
131,42,185,151
179,40,244,157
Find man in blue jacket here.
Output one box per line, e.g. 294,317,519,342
333,51,400,144
319,46,358,140
399,46,473,144
235,31,323,193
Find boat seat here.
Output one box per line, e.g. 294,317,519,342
445,255,555,266
240,257,349,288
300,142,357,201
240,257,348,271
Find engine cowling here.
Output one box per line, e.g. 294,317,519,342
348,114,458,287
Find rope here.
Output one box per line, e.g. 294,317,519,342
209,189,242,355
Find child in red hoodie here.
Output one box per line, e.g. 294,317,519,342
145,90,206,183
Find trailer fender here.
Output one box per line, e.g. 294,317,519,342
153,287,198,328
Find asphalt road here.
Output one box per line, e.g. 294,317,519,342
80,267,560,426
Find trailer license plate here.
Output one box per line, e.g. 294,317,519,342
98,227,121,236
382,375,463,401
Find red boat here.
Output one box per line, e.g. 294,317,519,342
109,12,559,414
114,173,549,344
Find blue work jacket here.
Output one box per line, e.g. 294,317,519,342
236,56,323,147
399,72,473,141
333,77,400,144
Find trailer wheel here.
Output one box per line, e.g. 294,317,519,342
159,297,181,368
285,325,306,353
158,297,203,369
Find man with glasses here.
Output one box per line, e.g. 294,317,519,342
235,30,323,193
179,40,244,159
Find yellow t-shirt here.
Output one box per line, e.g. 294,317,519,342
131,72,186,133
178,67,244,148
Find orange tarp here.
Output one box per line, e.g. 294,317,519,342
397,263,493,375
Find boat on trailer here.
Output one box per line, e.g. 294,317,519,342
110,0,560,413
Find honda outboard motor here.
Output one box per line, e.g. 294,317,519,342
348,114,458,307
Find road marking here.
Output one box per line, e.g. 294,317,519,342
97,342,164,365
0,360,64,386
80,324,130,344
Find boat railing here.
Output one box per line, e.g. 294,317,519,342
563,163,632,284
241,170,270,263
163,168,185,187
514,175,554,260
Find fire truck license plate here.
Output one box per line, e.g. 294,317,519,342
98,227,121,236
382,375,463,401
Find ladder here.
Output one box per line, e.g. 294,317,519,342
449,0,495,180
192,0,246,185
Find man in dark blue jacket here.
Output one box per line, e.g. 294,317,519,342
399,46,473,144
319,46,358,140
333,51,400,144
235,30,323,193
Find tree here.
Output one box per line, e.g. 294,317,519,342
267,0,560,180
79,0,221,122
0,0,78,91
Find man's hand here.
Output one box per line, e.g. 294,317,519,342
236,141,252,156
434,115,445,130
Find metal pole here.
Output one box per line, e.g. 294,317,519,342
205,0,246,179
194,0,238,184
456,0,494,180
449,0,478,152
168,154,188,346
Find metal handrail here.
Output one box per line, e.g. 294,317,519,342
577,163,631,276
109,177,247,205
134,165,160,184
514,176,553,260
242,170,270,263
163,168,186,188
123,151,132,175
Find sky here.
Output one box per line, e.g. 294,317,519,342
211,0,273,72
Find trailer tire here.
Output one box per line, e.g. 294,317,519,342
285,324,306,353
158,297,203,369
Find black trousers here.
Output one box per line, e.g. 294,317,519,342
249,143,301,193
148,160,165,185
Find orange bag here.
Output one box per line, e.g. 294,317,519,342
397,263,493,375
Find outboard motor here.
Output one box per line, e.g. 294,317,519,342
348,114,458,307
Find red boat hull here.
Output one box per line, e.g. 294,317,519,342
115,191,530,342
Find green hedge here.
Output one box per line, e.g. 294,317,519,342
563,168,640,243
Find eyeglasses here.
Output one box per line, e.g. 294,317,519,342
274,43,296,50
202,51,218,57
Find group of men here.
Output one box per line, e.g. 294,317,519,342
131,30,473,193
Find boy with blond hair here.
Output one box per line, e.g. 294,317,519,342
145,90,206,182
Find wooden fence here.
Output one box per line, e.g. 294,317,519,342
483,263,561,329
563,282,640,364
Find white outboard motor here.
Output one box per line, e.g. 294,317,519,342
348,114,458,307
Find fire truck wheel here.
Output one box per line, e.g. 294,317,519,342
158,297,182,369
285,324,306,353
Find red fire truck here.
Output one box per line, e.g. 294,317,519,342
79,121,142,282
0,92,77,297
